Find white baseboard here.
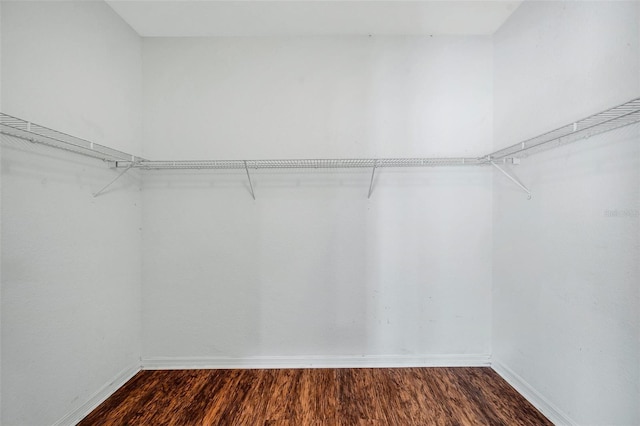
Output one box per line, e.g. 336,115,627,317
141,354,491,370
492,360,577,426
53,363,140,426
51,357,573,426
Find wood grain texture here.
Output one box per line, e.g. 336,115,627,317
79,367,552,425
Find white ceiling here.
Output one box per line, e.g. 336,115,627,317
106,1,522,37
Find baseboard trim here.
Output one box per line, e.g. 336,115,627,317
51,356,574,425
492,360,577,426
53,363,140,426
141,354,491,370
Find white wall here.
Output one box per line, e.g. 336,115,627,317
141,36,494,365
1,2,142,425
143,37,492,159
493,1,640,425
0,2,3,421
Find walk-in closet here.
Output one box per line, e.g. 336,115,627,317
1,1,638,425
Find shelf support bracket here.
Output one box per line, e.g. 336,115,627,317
367,159,378,199
490,160,531,199
93,163,135,198
244,160,256,200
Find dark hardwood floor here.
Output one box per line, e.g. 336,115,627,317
79,367,552,425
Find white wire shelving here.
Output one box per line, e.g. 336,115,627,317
0,112,146,163
2,96,639,198
487,97,640,160
129,157,487,170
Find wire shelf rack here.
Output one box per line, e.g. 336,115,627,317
488,97,640,160
2,96,639,175
0,112,146,163
130,157,487,170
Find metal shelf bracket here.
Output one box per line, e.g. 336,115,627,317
244,160,256,200
367,159,378,199
93,163,135,198
490,160,531,200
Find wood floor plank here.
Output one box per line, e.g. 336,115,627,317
297,369,338,423
231,370,274,425
337,368,386,424
465,367,551,426
166,370,227,426
201,369,256,425
384,368,443,424
446,367,508,426
262,369,301,422
79,367,553,426
419,367,462,425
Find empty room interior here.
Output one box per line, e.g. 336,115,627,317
1,0,639,425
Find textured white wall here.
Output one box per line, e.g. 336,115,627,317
141,36,494,364
1,2,142,425
493,1,640,425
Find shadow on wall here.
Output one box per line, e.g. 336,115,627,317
140,167,490,196
0,137,141,196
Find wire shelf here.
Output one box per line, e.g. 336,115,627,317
489,97,640,160
0,112,145,163
131,157,487,170
3,96,639,174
